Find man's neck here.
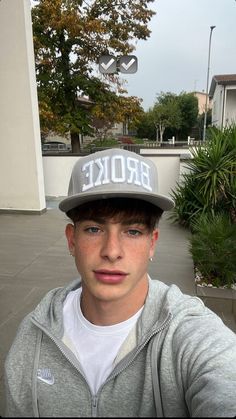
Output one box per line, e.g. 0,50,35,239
80,280,149,326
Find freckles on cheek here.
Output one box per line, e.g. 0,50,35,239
76,240,96,255
132,239,151,254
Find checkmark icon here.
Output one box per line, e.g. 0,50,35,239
98,55,137,74
99,55,117,73
119,55,137,73
101,58,115,71
121,58,135,71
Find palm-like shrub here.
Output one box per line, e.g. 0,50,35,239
170,126,236,287
170,174,207,227
170,126,236,227
189,213,236,288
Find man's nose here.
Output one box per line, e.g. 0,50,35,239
100,231,124,262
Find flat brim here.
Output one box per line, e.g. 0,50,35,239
59,191,175,213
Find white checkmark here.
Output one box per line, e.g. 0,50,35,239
121,58,135,71
101,58,115,70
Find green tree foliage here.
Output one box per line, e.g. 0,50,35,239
136,91,198,142
177,92,198,139
151,92,182,142
136,109,156,140
31,0,155,152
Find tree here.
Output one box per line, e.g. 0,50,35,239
151,92,182,142
136,109,156,140
136,91,199,142
91,95,144,140
177,92,198,139
31,0,155,152
119,96,145,134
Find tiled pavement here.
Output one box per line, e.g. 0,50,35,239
0,204,235,415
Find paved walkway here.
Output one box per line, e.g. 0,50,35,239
0,205,235,415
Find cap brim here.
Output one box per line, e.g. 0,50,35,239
59,191,174,213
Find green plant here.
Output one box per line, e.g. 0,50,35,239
170,126,236,288
189,213,236,288
169,174,207,227
83,138,119,150
133,137,145,144
170,126,236,227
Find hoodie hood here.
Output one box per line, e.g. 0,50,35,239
30,276,200,343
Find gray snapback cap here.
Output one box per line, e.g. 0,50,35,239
59,148,174,212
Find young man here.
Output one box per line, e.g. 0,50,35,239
4,148,236,417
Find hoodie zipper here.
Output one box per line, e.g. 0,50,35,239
32,312,172,417
104,312,173,382
91,395,98,417
88,311,173,413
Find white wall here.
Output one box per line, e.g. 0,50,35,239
225,88,236,125
212,84,236,129
0,0,46,213
43,156,79,197
142,155,180,197
141,148,192,156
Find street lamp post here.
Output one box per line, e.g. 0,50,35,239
202,25,216,142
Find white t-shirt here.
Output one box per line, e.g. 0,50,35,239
63,288,143,394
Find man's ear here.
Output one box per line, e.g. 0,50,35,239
149,228,159,258
65,223,75,256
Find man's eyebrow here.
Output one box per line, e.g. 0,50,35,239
121,219,146,226
76,218,146,226
77,217,106,224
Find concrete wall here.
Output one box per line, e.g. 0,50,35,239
0,0,46,213
42,151,191,199
43,156,79,197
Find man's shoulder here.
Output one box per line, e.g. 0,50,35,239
11,279,82,339
148,279,236,343
148,278,203,311
147,277,212,324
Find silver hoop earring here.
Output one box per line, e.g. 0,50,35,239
149,257,153,262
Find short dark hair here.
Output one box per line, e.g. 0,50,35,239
66,198,163,232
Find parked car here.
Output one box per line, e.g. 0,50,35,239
42,141,71,152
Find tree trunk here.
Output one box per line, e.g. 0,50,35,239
71,132,81,154
159,124,165,143
155,126,159,142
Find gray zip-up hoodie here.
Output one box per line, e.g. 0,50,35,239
4,278,236,417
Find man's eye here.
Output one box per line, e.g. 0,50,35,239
128,229,142,236
85,226,100,234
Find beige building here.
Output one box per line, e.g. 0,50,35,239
193,91,212,115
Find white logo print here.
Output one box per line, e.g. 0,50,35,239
82,155,152,192
37,368,55,385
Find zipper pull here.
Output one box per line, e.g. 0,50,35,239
92,395,98,416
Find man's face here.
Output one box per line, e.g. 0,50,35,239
65,216,158,309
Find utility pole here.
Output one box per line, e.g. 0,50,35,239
202,25,216,142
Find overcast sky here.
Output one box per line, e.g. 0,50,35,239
120,0,236,110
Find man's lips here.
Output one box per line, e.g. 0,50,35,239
93,269,128,284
